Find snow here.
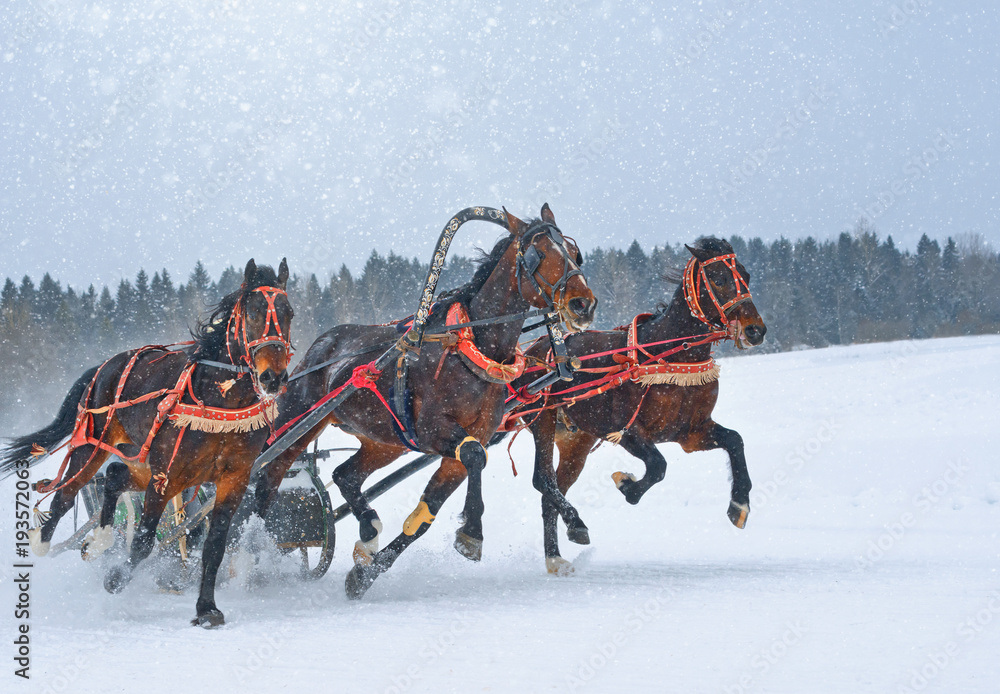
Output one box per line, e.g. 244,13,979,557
2,334,999,693
3,1,998,288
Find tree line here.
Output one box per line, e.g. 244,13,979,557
2,223,998,431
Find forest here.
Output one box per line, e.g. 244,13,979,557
2,223,998,431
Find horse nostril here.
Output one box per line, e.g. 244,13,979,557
569,297,593,317
259,369,275,385
745,324,765,342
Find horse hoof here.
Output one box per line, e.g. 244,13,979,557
612,472,641,505
612,471,636,490
104,565,131,594
27,528,50,557
567,520,590,546
345,564,378,600
546,557,575,576
191,609,225,628
81,525,114,561
728,501,750,529
353,539,377,567
454,531,483,562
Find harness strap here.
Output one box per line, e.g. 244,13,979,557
501,330,727,426
265,363,409,447
38,352,277,499
446,303,526,384
683,254,752,327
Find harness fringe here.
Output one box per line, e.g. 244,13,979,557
171,401,278,434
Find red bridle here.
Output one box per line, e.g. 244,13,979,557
226,286,293,371
683,253,752,327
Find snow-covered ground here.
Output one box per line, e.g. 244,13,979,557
2,335,999,693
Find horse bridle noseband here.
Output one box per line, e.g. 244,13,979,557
515,223,584,313
226,285,294,377
683,253,752,328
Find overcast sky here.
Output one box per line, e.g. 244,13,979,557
1,0,997,291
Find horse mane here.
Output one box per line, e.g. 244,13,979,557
191,264,282,361
655,236,735,314
429,217,544,323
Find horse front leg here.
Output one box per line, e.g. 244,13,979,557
191,470,252,628
449,430,488,562
678,421,752,529
345,457,467,600
613,432,668,505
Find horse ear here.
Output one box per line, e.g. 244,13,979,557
277,257,289,288
502,207,523,236
244,259,257,284
540,203,556,225
685,244,711,262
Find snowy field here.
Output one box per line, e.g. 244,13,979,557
2,334,999,693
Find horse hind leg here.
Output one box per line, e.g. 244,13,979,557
81,460,142,561
533,412,591,549
28,443,113,556
544,428,598,576
331,438,403,566
104,474,170,595
612,432,667,505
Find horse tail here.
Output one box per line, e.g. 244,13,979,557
0,365,99,479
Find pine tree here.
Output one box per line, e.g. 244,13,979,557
913,233,942,337
187,260,212,319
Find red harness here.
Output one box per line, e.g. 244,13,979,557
266,302,527,448
36,285,289,498
227,286,293,370
683,253,752,327
446,303,526,384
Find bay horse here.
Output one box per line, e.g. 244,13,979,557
250,205,596,599
0,259,293,626
513,238,766,574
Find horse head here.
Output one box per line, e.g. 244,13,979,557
229,258,294,398
507,204,596,332
683,239,766,349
